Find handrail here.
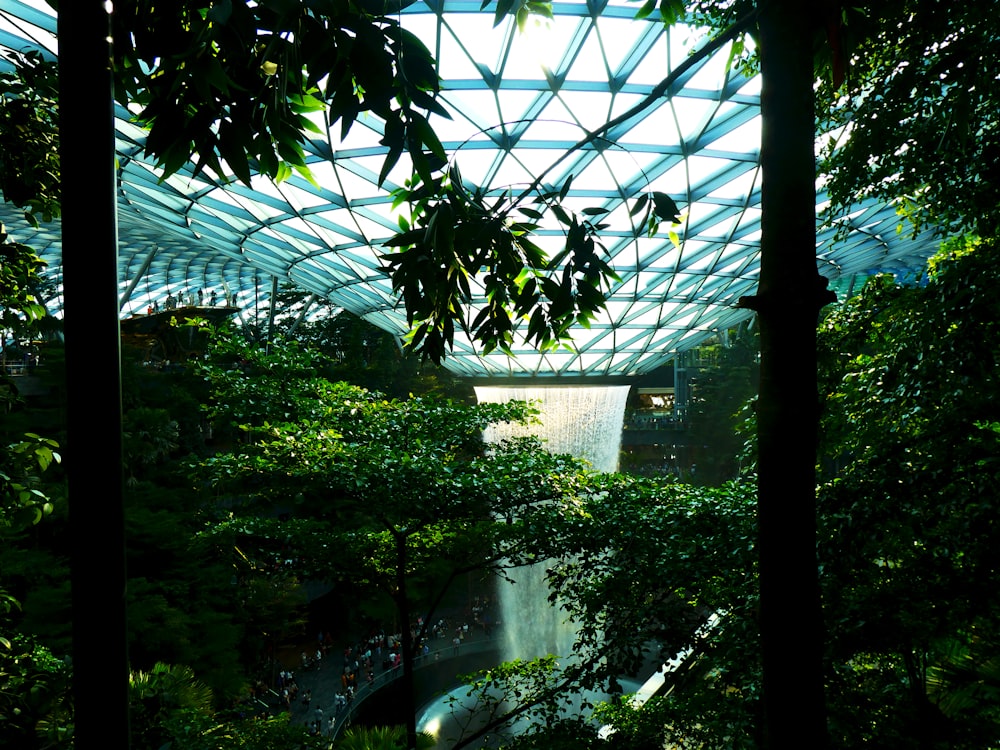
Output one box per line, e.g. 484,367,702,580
314,638,499,742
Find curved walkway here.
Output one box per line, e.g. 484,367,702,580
283,627,501,741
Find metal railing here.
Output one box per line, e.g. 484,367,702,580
301,637,500,742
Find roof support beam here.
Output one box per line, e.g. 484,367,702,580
118,243,159,311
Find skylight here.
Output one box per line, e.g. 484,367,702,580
0,0,943,378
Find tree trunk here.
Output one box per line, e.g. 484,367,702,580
395,533,420,749
59,3,131,749
752,1,830,746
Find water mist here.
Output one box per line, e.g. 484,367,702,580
474,385,629,663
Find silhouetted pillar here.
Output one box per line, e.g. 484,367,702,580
58,3,130,748
752,0,831,746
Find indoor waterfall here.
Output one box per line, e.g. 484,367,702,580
416,385,631,748
474,385,630,663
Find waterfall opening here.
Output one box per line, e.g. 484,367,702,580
474,385,629,663
416,385,631,748
476,385,629,475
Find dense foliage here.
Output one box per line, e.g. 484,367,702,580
190,327,594,744
110,0,444,189
9,236,1000,747
0,433,71,750
356,470,761,750
818,1,1000,237
522,476,760,749
6,1,1000,747
252,284,474,401
684,323,759,485
815,236,1000,747
0,49,59,227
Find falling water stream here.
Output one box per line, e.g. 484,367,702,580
476,385,630,472
475,385,630,663
416,386,630,748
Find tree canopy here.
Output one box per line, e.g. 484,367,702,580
190,328,594,744
817,1,1000,237
815,236,1000,746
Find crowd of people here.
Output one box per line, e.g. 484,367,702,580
257,596,501,739
145,288,239,314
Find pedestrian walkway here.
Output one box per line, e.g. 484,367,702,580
276,614,501,740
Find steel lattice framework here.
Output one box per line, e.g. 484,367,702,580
0,0,943,378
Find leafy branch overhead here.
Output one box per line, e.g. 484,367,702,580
381,162,682,364
112,0,448,187
0,50,60,228
816,1,1000,237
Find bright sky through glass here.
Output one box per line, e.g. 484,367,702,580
0,0,943,378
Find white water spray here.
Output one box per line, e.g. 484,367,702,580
476,385,629,474
415,385,631,748
474,385,630,662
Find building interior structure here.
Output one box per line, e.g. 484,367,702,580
0,0,942,382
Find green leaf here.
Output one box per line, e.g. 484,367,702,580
652,191,681,223
634,0,657,21
206,0,233,23
275,162,293,183
725,36,745,76
288,92,327,113
629,193,649,217
494,0,517,27
558,174,574,200
293,162,320,188
411,111,447,164
551,204,571,226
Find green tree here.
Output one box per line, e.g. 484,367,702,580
257,284,474,401
129,661,319,750
123,482,250,698
192,331,590,748
0,235,48,352
452,475,760,749
129,662,216,749
815,235,1000,747
0,134,71,742
110,0,445,190
926,632,1000,736
0,47,61,404
817,1,1000,237
0,49,60,227
0,625,72,750
337,724,435,750
0,434,71,750
685,323,759,486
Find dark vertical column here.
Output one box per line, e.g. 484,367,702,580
395,532,419,750
266,274,279,352
753,0,830,747
58,4,130,749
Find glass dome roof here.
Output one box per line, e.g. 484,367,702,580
0,0,943,378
